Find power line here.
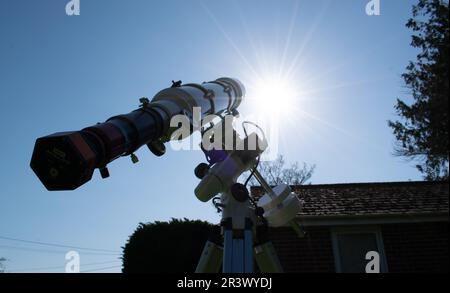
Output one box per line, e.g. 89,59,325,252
81,265,122,273
0,244,120,256
0,235,120,253
8,260,121,273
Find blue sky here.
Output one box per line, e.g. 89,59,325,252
0,0,421,272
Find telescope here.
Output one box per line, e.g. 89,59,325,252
30,78,245,191
30,76,305,273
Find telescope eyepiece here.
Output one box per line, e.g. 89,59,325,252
30,132,97,190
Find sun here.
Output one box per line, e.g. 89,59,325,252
254,77,296,114
245,74,299,122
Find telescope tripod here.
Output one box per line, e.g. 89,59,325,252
195,167,304,273
195,186,284,273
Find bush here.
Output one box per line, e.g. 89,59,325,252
122,218,217,273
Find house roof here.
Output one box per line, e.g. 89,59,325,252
251,181,449,217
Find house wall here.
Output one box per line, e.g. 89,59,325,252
268,221,449,273
268,226,335,273
381,222,449,272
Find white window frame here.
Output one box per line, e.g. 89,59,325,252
331,226,389,273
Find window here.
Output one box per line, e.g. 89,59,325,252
331,227,388,273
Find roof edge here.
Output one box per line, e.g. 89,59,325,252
291,212,449,227
251,180,449,191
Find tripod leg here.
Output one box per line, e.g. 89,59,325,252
254,242,284,273
223,221,255,273
223,229,234,273
243,221,254,273
195,241,223,273
231,237,244,272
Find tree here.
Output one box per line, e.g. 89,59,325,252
0,257,6,273
389,0,449,180
122,218,217,273
245,154,315,186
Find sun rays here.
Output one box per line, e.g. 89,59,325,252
200,0,386,156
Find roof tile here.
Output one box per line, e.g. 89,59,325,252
251,181,449,217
